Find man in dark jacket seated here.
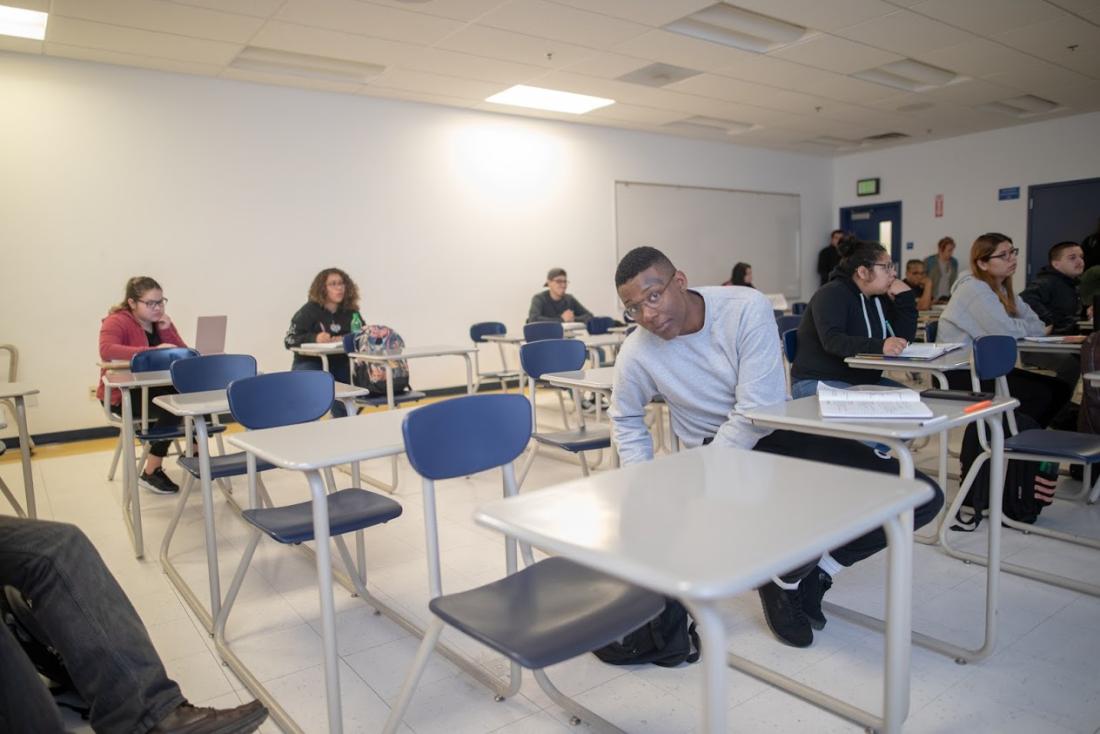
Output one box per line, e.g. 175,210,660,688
1021,241,1085,387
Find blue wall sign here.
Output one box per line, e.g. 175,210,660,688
998,187,1020,201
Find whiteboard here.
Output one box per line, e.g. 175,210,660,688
614,181,801,299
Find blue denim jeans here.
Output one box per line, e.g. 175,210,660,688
291,354,353,418
0,517,185,733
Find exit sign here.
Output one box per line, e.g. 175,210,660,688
857,178,880,196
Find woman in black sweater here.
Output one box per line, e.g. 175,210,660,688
791,239,917,398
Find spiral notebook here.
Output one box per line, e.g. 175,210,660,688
818,384,934,420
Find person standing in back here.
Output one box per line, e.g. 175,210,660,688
527,267,593,324
924,237,958,304
816,229,845,287
284,267,363,417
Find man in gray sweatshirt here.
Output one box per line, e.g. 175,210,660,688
609,246,943,648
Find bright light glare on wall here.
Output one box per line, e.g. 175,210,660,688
0,5,48,40
449,123,563,204
486,85,614,115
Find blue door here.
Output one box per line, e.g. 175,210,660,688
839,201,902,267
1026,177,1100,280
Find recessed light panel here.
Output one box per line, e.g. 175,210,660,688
486,85,614,114
664,3,806,54
0,4,47,40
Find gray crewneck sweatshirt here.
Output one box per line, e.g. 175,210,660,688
609,286,786,465
938,273,1046,345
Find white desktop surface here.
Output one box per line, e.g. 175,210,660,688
844,347,971,373
227,410,410,471
543,367,616,392
1016,339,1084,354
476,446,930,601
102,370,173,388
350,344,474,360
154,382,367,416
0,382,39,399
297,342,346,353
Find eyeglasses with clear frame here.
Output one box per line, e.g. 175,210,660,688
984,247,1020,261
622,273,675,320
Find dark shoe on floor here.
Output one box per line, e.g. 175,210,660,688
758,582,813,648
799,567,833,631
139,467,179,495
151,700,268,734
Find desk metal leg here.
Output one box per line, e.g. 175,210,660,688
120,388,144,558
690,603,728,734
463,354,474,394
14,396,35,519
306,470,344,734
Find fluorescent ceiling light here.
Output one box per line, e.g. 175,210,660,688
665,3,806,54
682,115,755,134
229,47,384,84
852,59,957,92
979,94,1060,118
0,5,47,40
486,85,614,114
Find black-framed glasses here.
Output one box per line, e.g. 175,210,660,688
136,298,167,309
622,274,674,319
549,278,569,286
984,247,1020,261
871,261,896,273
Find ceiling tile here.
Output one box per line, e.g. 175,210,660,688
400,48,547,85
919,77,1023,105
1046,0,1100,25
276,0,463,46
995,15,1100,79
911,38,1038,78
51,0,265,44
362,86,480,109
476,0,649,50
669,73,830,114
833,9,977,57
908,0,1065,35
722,0,899,32
366,67,506,99
612,28,760,72
359,0,510,22
46,41,225,76
560,51,655,79
435,25,596,69
248,21,413,65
547,0,715,28
220,66,368,94
982,59,1094,96
170,0,283,18
586,102,687,125
44,16,242,65
770,33,904,74
0,36,43,54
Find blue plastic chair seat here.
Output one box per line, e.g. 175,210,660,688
1006,430,1100,463
533,427,611,453
355,390,427,408
178,452,275,480
241,488,403,544
429,556,664,670
135,422,226,442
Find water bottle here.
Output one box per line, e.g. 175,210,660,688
351,312,363,333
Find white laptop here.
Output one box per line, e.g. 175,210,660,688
195,315,227,355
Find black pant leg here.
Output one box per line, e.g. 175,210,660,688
946,367,1072,428
0,618,64,734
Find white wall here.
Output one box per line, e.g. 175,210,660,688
0,53,832,438
832,112,1100,290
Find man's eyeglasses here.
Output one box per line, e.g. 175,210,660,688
136,298,167,309
622,274,674,320
984,247,1020,261
549,278,569,286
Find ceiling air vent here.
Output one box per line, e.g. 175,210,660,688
978,94,1061,118
665,116,756,135
617,63,702,87
229,47,385,84
852,59,958,92
664,3,807,54
863,132,910,142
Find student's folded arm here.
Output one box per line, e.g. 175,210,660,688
1016,298,1049,336
570,297,594,323
1019,282,1055,326
99,321,148,361
608,360,655,465
812,289,882,356
716,298,786,451
885,290,917,340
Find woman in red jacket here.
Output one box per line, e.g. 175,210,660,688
96,276,186,494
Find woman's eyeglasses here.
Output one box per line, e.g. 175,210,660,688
984,247,1020,261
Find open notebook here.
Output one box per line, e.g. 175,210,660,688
818,384,934,420
856,342,964,361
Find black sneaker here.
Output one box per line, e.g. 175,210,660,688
140,468,179,495
151,699,268,733
758,582,813,648
799,567,833,631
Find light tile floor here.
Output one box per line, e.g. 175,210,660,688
3,405,1100,733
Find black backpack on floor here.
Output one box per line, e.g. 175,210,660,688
593,599,700,667
954,412,1055,530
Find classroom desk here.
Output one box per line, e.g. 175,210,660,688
102,369,175,557
153,383,366,632
1087,370,1100,386
743,394,1017,666
574,333,625,366
475,446,931,734
226,411,510,734
291,341,345,371
349,344,475,408
0,382,39,518
1015,337,1085,354
98,359,130,370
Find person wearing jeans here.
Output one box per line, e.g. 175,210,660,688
0,516,267,734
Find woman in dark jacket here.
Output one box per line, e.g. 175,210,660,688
791,238,917,398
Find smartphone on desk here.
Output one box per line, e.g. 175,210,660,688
920,388,993,402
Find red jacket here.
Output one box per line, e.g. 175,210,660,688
96,310,186,404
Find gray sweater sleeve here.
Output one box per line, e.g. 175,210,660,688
609,348,657,466
943,277,1046,339
716,294,784,451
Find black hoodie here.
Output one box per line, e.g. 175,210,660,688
791,272,917,385
1020,266,1081,335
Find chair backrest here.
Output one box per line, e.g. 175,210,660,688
925,319,939,343
791,302,808,315
586,317,614,335
170,354,257,394
519,339,587,380
402,394,531,480
971,335,1017,382
776,314,801,334
227,371,334,430
782,329,798,363
342,332,356,352
523,322,564,342
470,321,507,343
130,347,199,373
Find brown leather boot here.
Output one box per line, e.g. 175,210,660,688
150,700,268,734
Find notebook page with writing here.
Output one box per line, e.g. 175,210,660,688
817,384,933,419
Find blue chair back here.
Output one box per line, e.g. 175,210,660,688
972,335,1017,381
782,329,798,363
402,394,531,480
586,317,614,335
170,354,257,394
519,339,587,380
523,322,564,342
925,319,939,342
776,314,801,334
342,332,356,352
791,302,808,315
228,371,334,430
470,322,507,343
131,347,199,373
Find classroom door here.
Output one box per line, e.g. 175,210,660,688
839,201,902,267
1026,177,1100,280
